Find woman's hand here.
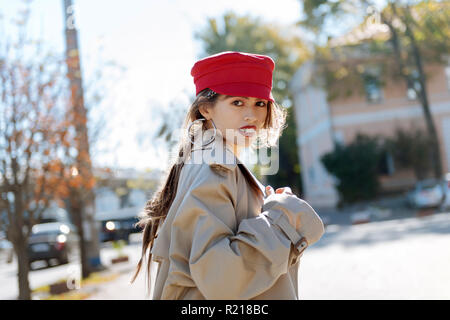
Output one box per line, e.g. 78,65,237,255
262,186,325,246
265,185,294,196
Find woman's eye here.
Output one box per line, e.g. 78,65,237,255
256,101,266,107
232,100,266,107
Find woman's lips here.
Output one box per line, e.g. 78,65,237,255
238,126,257,137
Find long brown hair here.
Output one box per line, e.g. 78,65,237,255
130,88,287,290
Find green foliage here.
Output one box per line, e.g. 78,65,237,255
195,11,309,194
321,134,383,205
300,0,353,37
300,0,450,101
267,106,303,196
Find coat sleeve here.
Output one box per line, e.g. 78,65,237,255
163,163,315,300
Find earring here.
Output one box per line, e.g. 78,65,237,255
187,118,217,147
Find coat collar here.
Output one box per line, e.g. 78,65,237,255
189,128,267,198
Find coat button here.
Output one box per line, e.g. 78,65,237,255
295,237,308,253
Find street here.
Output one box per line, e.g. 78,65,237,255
299,211,450,299
1,212,449,300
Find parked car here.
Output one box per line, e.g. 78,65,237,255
96,206,143,243
407,178,446,209
28,222,79,269
440,173,450,211
0,234,13,263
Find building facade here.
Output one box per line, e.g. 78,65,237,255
289,59,450,209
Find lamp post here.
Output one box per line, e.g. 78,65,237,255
62,0,103,277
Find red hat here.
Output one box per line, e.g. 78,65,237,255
190,51,275,102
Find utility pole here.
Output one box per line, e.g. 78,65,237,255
62,0,103,277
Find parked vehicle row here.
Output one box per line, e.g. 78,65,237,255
406,173,450,210
1,204,144,269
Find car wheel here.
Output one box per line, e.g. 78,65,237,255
58,252,69,265
59,256,69,265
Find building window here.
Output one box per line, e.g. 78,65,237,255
363,72,383,103
378,151,395,175
446,64,450,92
333,131,345,145
407,69,421,100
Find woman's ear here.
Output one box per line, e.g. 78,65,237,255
198,104,211,120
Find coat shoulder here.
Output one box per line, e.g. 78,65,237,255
181,160,237,182
208,162,237,177
187,144,239,178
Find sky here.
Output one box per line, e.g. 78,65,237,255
0,0,305,171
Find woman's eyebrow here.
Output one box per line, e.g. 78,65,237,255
225,95,249,100
224,95,267,103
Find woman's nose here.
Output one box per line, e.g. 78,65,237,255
244,112,257,122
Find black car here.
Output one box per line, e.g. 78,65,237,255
96,206,143,243
28,222,79,269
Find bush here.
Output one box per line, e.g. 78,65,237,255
321,134,383,205
384,126,434,180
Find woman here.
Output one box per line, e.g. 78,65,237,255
131,51,325,300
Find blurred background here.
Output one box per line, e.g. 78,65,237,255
0,0,449,300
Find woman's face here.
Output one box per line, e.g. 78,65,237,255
200,95,268,152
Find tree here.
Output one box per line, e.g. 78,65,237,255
0,1,116,298
384,126,434,180
299,0,450,180
194,11,310,195
0,7,70,299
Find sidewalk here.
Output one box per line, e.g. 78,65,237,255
85,263,149,300
29,235,151,300
84,238,151,300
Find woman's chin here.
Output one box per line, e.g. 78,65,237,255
233,135,255,145
238,138,256,149
222,131,258,151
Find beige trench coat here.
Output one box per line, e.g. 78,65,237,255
150,134,325,300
